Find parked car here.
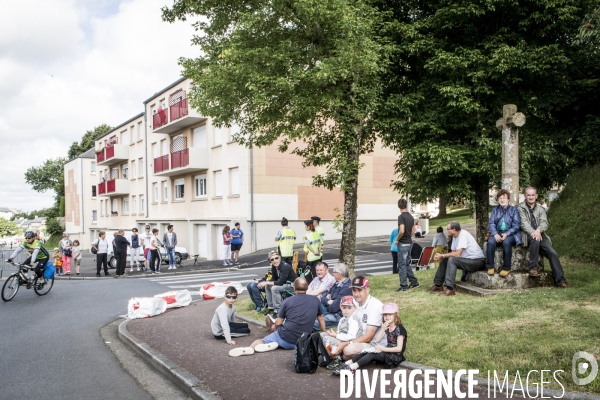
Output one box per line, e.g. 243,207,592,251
106,240,189,269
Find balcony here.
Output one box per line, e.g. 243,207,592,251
153,147,209,177
97,144,129,166
97,179,130,196
153,91,207,134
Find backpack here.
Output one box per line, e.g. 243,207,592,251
90,239,99,255
294,332,319,374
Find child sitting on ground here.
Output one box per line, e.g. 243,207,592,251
211,286,251,345
333,302,407,376
52,248,63,276
319,296,364,370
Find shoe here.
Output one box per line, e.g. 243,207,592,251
114,275,120,278
137,267,141,272
557,282,569,288
332,363,354,376
76,273,80,276
155,271,161,274
168,266,173,270
409,283,420,289
529,269,538,277
96,273,101,277
145,269,152,273
499,270,510,278
256,306,262,312
105,273,111,276
487,268,495,275
319,360,330,368
229,347,255,357
396,287,408,292
429,285,443,292
265,315,276,332
326,359,343,370
255,342,279,352
439,289,456,296
129,269,134,273
223,263,228,266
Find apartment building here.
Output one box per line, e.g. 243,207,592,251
65,78,406,259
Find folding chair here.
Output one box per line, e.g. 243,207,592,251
417,246,435,270
410,243,423,268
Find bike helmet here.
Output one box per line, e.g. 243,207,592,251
24,231,35,239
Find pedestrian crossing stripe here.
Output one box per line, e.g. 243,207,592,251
154,274,257,285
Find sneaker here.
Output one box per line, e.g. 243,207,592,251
137,267,141,272
145,268,152,273
234,261,240,265
332,363,353,376
76,273,80,276
168,266,173,270
96,273,101,277
255,306,262,312
409,283,420,289
223,263,229,266
154,271,161,274
326,359,343,370
255,343,279,352
396,287,408,292
229,347,255,357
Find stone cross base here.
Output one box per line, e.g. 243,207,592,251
464,246,554,290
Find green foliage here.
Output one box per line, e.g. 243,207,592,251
547,164,600,263
45,218,64,236
24,157,67,203
575,4,600,45
0,218,20,237
11,207,59,220
59,196,65,217
44,233,61,250
67,124,112,160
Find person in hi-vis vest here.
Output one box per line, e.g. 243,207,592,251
312,216,325,247
275,217,296,265
303,220,322,284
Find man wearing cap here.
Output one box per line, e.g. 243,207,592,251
275,217,296,265
230,222,244,265
312,262,352,331
264,253,298,317
330,276,385,360
312,216,325,249
303,220,322,284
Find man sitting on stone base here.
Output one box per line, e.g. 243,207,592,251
431,221,486,296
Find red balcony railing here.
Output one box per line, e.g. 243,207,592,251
153,109,168,130
105,145,115,160
98,183,106,195
106,179,116,193
96,150,105,163
170,98,188,122
171,148,189,169
154,155,169,174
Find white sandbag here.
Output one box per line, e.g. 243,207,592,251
199,281,245,300
128,297,167,319
154,289,192,309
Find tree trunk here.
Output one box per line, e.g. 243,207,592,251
339,176,358,277
473,177,489,247
438,196,449,218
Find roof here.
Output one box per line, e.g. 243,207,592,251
97,112,145,140
0,207,12,212
143,77,186,104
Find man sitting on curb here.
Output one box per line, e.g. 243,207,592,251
329,276,384,360
306,262,336,296
229,278,326,357
431,221,486,296
313,262,352,331
264,254,298,318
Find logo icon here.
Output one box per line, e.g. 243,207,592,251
572,351,598,386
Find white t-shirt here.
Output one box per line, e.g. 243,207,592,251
150,235,159,250
72,246,82,260
143,232,152,248
451,230,485,259
353,295,386,345
167,232,173,244
95,238,109,254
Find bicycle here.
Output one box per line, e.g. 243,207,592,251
1,262,54,302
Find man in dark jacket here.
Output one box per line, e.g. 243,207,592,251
486,189,522,277
114,229,131,278
313,262,352,330
264,254,298,315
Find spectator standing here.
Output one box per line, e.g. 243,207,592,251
312,216,325,250
72,240,82,276
58,232,73,276
246,251,279,311
222,226,233,266
303,220,322,283
275,217,296,265
394,199,419,292
149,228,161,274
390,227,399,274
114,229,131,278
92,231,110,277
163,224,178,270
130,228,142,272
313,262,352,330
230,222,244,265
142,225,153,273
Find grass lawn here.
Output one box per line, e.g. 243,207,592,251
44,234,61,250
429,208,475,227
236,259,600,394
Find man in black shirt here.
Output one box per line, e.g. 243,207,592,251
394,199,419,291
265,254,298,315
114,229,131,278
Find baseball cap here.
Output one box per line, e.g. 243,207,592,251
351,276,369,288
340,296,355,306
382,303,398,314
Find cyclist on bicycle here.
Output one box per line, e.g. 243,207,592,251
7,230,50,282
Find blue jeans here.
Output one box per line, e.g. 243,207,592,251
486,235,516,271
313,309,341,331
246,281,264,308
167,248,176,266
398,244,418,289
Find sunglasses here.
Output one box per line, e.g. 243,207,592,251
269,257,280,262
225,295,237,299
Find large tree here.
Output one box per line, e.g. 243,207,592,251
67,124,112,160
163,0,390,268
0,218,20,237
377,0,600,244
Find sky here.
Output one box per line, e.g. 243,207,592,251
0,0,198,212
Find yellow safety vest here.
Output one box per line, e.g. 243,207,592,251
278,227,296,257
304,231,322,262
315,226,325,245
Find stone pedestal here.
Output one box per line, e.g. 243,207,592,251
462,246,554,291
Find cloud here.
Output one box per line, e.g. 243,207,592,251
0,0,197,211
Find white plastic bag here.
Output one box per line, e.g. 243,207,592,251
154,289,192,309
127,297,167,319
199,281,245,300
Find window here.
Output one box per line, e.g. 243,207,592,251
100,200,103,216
230,167,239,195
137,121,143,141
153,183,158,202
92,210,97,222
174,178,184,200
92,185,97,197
132,196,137,213
193,126,207,148
131,161,136,179
194,174,207,198
105,200,109,216
140,195,145,213
112,198,118,213
230,122,240,140
161,139,168,156
139,158,144,177
121,130,129,145
123,198,129,214
91,161,96,173
122,163,129,179
152,143,158,159
214,126,222,146
214,171,222,197
162,181,168,201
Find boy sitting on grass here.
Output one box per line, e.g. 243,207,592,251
318,295,364,370
211,286,251,345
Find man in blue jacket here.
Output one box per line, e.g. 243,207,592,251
313,262,352,330
486,189,521,277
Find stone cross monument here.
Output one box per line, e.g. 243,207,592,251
496,104,526,205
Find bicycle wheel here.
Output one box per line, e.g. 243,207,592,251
33,276,54,296
1,275,20,302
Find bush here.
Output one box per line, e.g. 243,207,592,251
45,218,64,236
547,164,600,263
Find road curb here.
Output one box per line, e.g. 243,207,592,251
118,319,221,400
